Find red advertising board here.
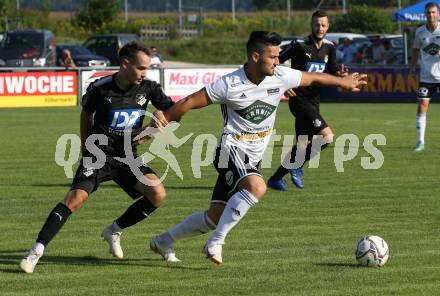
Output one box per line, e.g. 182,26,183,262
0,72,77,107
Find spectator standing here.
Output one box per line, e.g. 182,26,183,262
371,36,386,64
383,40,396,64
150,46,163,68
340,38,357,66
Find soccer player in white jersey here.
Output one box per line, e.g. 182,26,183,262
147,31,366,265
410,2,440,152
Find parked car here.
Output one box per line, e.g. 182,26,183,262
280,35,303,51
365,34,405,64
56,44,110,67
0,29,56,67
83,34,139,66
325,33,369,46
279,36,304,66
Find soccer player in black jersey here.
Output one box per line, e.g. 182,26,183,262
268,10,348,191
19,42,176,273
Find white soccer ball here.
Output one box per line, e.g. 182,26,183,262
355,235,389,267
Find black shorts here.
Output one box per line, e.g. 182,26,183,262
210,146,261,204
417,82,440,100
295,110,328,139
71,156,156,198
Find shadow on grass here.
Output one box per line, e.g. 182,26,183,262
0,268,23,274
101,184,214,190
313,262,361,268
31,183,70,188
0,252,208,272
31,183,214,191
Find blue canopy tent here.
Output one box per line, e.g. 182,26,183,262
393,0,440,22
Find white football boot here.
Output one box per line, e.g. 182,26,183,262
101,223,123,259
149,236,181,262
19,243,44,274
203,241,223,265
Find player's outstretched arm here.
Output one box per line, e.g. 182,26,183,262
299,71,367,91
134,88,211,145
163,88,212,122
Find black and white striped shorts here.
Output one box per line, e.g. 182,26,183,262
210,145,261,204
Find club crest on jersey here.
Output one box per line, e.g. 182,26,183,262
83,167,95,177
235,100,276,124
423,43,440,56
109,109,142,130
136,94,147,106
313,119,322,127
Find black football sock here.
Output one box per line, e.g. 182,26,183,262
271,164,289,180
302,142,329,167
115,197,157,229
271,144,300,180
36,203,72,247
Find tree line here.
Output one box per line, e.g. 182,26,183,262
3,0,423,12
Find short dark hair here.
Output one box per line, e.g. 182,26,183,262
311,10,329,20
246,31,282,57
118,41,150,63
425,2,439,10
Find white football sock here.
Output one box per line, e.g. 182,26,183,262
32,242,45,254
416,113,426,143
208,189,258,245
112,221,123,232
166,211,216,243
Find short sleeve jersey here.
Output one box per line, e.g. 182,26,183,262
413,24,440,83
206,65,302,165
81,74,174,156
280,36,338,109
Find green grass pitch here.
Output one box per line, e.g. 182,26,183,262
0,102,439,295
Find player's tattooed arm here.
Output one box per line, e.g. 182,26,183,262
152,110,168,128
299,71,367,91
162,88,212,122
134,90,211,145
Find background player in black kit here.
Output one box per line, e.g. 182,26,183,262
19,42,176,274
268,10,348,191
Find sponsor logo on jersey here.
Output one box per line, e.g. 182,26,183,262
235,100,276,124
267,88,280,95
136,94,147,106
109,109,142,130
234,128,273,141
422,43,440,56
306,62,326,73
